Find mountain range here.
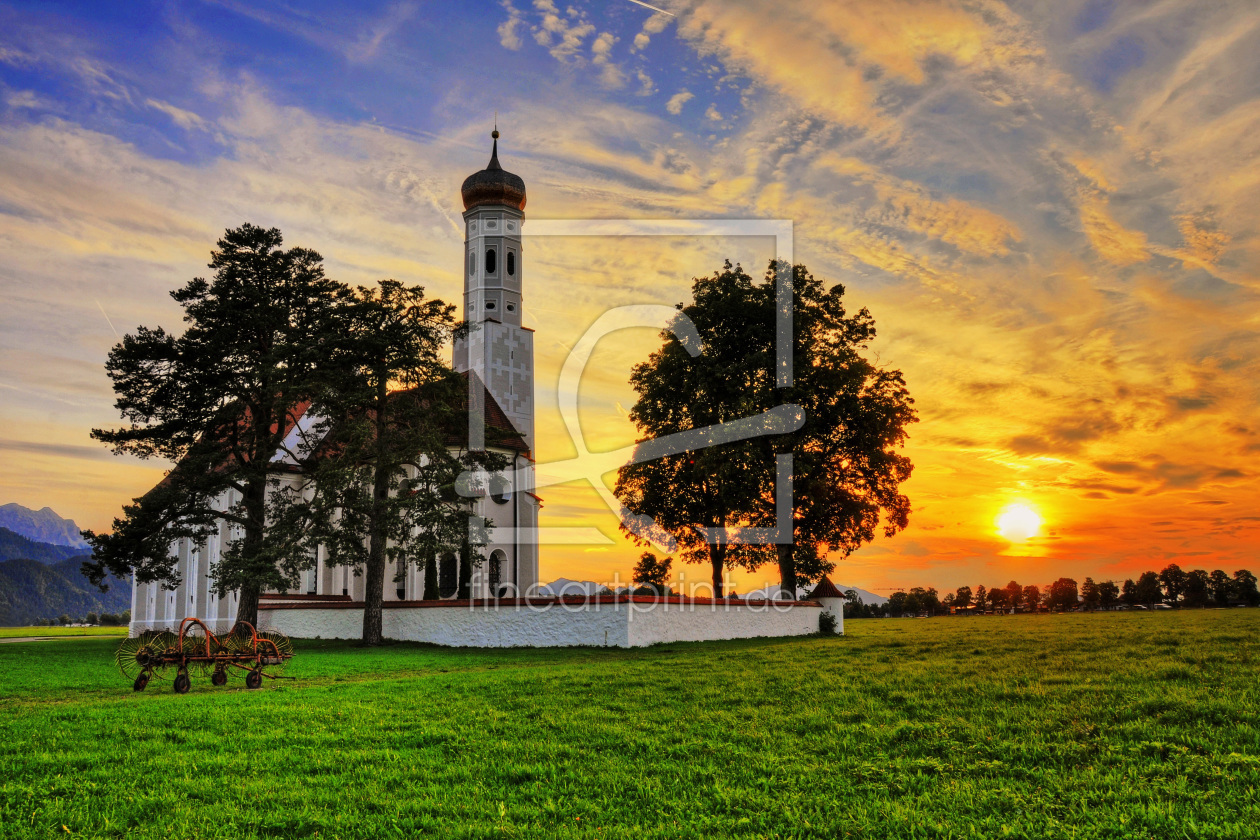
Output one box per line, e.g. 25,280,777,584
0,503,89,548
0,526,88,565
0,509,130,625
0,556,130,626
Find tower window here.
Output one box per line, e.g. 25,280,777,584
506,304,515,313
468,252,475,275
485,248,497,274
485,301,497,310
507,252,515,276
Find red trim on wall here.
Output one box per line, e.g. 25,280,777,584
260,593,353,602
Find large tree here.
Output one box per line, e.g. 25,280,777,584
988,585,1008,613
1047,578,1078,612
1209,570,1233,606
1159,563,1187,606
1022,584,1042,611
1081,578,1100,611
632,552,673,595
1233,569,1260,606
1135,571,1162,608
614,262,777,596
615,261,915,596
1183,569,1211,608
1003,580,1023,612
83,224,345,627
276,280,503,645
742,262,916,595
1097,580,1120,611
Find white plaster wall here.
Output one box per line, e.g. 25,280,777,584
387,603,631,648
816,596,845,636
259,607,364,641
626,601,822,646
259,600,821,648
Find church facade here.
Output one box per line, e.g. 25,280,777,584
129,134,541,635
129,132,827,648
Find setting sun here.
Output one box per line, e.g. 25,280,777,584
997,504,1042,543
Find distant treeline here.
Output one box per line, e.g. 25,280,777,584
29,610,130,627
845,564,1260,618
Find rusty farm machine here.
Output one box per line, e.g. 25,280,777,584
116,618,294,693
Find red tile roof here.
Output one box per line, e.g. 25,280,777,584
151,373,527,498
806,577,847,600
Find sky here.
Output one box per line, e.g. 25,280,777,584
2,0,1259,597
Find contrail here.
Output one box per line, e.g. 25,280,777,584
95,300,120,340
624,0,674,16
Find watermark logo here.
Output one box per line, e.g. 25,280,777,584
460,219,800,554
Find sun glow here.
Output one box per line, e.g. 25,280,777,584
997,503,1042,542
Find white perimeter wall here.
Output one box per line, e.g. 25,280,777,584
259,600,822,648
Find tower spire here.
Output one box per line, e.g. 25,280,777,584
489,116,501,170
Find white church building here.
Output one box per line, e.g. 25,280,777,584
129,132,824,648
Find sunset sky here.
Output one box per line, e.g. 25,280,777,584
2,0,1258,596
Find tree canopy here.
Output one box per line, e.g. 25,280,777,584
615,261,915,597
83,224,346,626
270,280,501,645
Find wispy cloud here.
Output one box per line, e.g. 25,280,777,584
345,1,419,62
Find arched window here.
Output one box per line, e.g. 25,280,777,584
439,553,458,598
490,474,512,505
485,248,497,274
489,551,503,593
507,251,515,276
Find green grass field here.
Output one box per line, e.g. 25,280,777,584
1,611,1257,839
0,626,129,639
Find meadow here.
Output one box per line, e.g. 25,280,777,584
0,626,129,639
0,611,1256,839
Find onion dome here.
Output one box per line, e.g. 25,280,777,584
461,129,527,211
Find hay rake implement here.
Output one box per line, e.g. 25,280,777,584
117,618,294,693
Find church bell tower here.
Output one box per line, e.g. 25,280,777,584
454,130,534,452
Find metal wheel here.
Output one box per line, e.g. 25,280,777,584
117,632,166,680
225,623,256,654
178,624,213,676
245,669,263,690
133,671,150,692
256,631,294,673
173,671,191,694
142,632,179,680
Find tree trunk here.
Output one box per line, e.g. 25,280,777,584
361,377,391,646
236,581,260,628
776,543,796,600
708,542,727,598
235,473,269,628
457,529,473,599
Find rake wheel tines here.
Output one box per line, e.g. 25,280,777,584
256,631,294,672
179,629,214,676
115,633,156,679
